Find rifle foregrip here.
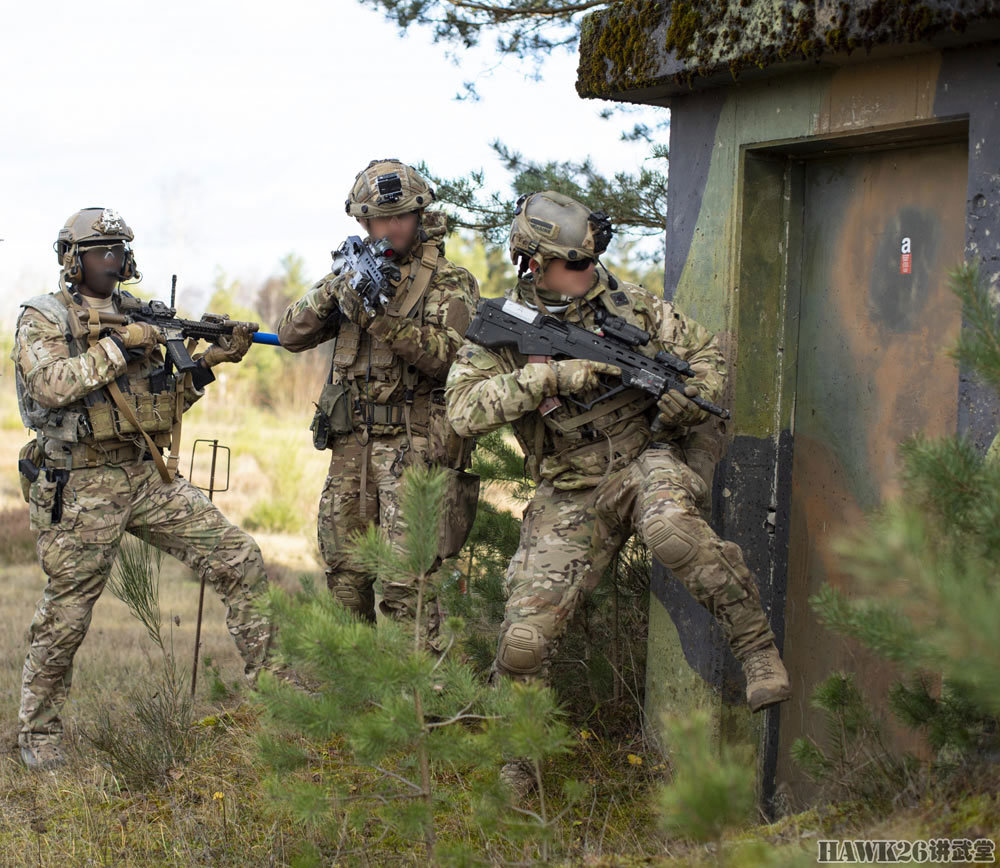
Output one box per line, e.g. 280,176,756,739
692,395,731,420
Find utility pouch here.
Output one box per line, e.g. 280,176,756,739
437,468,481,560
28,468,69,531
310,381,353,450
18,439,43,503
87,392,175,439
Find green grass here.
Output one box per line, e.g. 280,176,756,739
2,702,995,867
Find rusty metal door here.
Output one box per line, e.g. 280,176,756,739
775,140,968,803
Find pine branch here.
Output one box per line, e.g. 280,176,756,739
950,262,1000,393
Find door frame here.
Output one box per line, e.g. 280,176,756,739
721,115,970,812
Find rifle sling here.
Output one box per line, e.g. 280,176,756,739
391,243,438,456
88,306,187,485
542,388,652,433
387,243,439,320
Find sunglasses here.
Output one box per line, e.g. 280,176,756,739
563,258,595,272
83,244,127,261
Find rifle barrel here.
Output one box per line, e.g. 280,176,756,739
251,332,281,346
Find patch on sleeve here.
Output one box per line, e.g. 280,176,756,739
466,349,500,370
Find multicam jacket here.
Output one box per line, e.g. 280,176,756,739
277,212,479,448
13,286,206,467
445,272,726,490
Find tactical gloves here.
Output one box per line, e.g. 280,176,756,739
333,282,370,326
655,384,704,427
549,359,621,396
198,324,253,367
111,323,162,357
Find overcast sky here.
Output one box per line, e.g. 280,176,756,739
0,0,667,325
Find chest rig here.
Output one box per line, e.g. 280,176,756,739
15,286,189,482
515,285,659,486
329,241,440,432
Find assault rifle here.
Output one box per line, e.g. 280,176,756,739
80,277,281,375
330,236,401,316
465,297,731,421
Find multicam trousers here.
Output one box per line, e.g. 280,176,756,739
20,459,271,748
493,443,775,682
317,431,441,645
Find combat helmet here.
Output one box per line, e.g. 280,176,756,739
345,159,435,219
54,207,139,284
508,191,612,275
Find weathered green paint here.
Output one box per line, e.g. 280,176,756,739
645,596,765,794
672,69,825,438
580,0,1000,815
643,597,719,730
732,155,794,436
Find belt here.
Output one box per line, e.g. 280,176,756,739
357,402,406,427
55,440,156,470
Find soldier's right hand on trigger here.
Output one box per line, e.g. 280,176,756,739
113,323,163,355
550,359,621,396
333,282,369,326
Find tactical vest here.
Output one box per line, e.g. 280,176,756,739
15,288,178,469
512,283,659,487
330,241,441,433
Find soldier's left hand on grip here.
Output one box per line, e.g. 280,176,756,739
655,384,703,427
199,324,253,367
550,359,622,396
113,322,163,354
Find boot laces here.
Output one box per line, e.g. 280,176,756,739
745,649,776,681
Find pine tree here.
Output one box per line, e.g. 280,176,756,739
440,427,532,673
657,709,756,857
254,465,575,866
355,1,670,248
789,672,910,807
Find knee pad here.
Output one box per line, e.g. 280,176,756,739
496,623,545,677
644,513,700,571
330,585,363,610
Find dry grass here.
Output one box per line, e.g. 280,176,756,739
0,398,672,866
0,506,34,566
0,553,307,866
1,371,992,867
0,391,324,866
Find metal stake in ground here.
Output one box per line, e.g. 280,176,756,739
188,438,231,696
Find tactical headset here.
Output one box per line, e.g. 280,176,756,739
55,235,139,286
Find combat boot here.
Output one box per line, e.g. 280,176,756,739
741,644,791,712
500,759,536,801
20,740,66,771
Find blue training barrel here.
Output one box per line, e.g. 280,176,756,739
251,332,281,346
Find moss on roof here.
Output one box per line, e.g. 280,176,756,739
577,0,998,100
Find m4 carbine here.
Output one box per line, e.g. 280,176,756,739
82,293,280,376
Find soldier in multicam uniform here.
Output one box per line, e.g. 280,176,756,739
445,191,791,793
13,208,273,770
277,159,479,644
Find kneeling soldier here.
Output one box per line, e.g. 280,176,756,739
446,192,791,792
